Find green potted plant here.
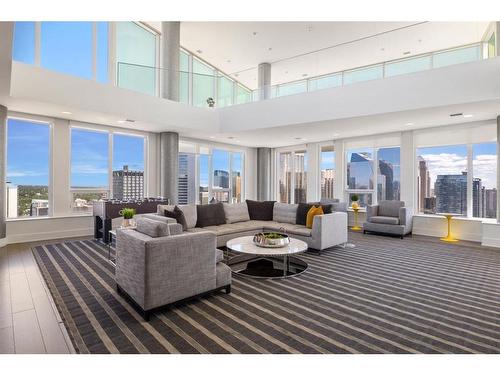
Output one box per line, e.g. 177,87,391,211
350,194,360,209
119,207,136,228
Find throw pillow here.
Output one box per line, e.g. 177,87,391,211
223,202,250,224
196,203,226,227
135,217,170,238
306,205,324,229
246,200,276,221
163,206,188,231
296,203,314,225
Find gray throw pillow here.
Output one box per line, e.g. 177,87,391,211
135,217,170,238
223,202,250,224
164,206,188,231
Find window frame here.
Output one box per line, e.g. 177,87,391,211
5,114,54,219
276,147,308,204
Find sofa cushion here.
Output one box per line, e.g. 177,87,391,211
306,206,324,229
163,206,188,231
141,213,176,224
216,249,224,263
378,201,404,218
135,217,170,238
196,203,226,228
263,222,312,237
331,202,348,212
370,216,400,225
246,200,275,221
223,202,250,224
273,203,298,224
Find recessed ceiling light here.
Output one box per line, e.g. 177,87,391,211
268,47,273,51
117,120,126,124
418,39,422,42
380,48,385,51
209,136,216,139
463,114,474,118
302,74,308,77
235,73,239,77
405,122,414,126
403,51,411,55
235,140,241,143
227,136,235,140
285,71,289,74
332,133,340,137
196,49,202,54
61,111,72,115
226,59,231,63
252,31,258,36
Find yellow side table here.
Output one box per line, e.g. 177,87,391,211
351,207,362,231
438,213,461,242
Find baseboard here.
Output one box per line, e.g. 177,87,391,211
6,228,93,245
412,228,482,243
481,237,500,248
0,237,7,248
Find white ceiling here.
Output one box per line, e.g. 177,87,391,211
175,21,490,89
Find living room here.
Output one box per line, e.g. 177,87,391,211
2,1,500,374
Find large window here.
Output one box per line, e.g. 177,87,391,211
198,151,210,204
193,58,215,108
236,85,252,104
217,75,234,108
346,148,374,190
276,80,307,97
232,152,244,203
178,153,196,205
320,146,335,200
116,22,157,96
6,118,50,218
212,149,230,203
12,22,35,64
472,143,497,218
278,150,307,204
416,145,468,215
377,147,401,201
112,134,145,200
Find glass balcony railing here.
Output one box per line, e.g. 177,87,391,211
115,43,488,108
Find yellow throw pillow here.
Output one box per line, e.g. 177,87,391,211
306,205,324,229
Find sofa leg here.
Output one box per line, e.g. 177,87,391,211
401,235,404,239
225,285,231,294
142,310,151,322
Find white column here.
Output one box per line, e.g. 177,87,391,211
258,62,271,100
306,143,319,202
0,105,7,243
161,22,180,101
52,119,72,216
0,22,13,98
400,131,415,210
160,132,179,204
333,139,345,201
497,116,500,223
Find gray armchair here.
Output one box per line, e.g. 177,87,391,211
363,200,413,239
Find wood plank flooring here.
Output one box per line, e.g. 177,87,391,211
0,238,78,354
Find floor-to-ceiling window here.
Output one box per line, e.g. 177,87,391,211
116,22,157,96
294,150,308,203
472,143,497,218
212,149,231,203
377,147,401,201
231,152,244,203
198,150,210,204
346,147,374,207
320,145,335,200
278,150,307,204
416,145,468,215
278,152,293,203
178,152,196,205
6,118,50,218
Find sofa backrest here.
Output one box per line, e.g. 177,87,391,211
157,204,197,229
273,203,298,224
378,200,404,217
223,202,250,224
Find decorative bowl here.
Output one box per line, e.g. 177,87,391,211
253,232,290,248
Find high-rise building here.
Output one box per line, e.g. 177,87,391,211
232,171,242,203
213,170,229,189
485,188,498,218
178,153,196,205
294,153,307,203
321,169,335,199
279,153,293,203
112,165,144,201
435,173,467,214
472,178,484,217
378,159,395,201
417,156,431,213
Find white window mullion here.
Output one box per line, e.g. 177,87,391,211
108,133,114,198
467,143,474,218
35,22,41,66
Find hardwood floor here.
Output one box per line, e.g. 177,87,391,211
0,238,79,354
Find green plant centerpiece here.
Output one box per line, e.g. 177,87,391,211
119,207,136,227
253,232,290,248
350,194,360,209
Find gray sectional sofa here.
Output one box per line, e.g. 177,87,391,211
153,201,348,251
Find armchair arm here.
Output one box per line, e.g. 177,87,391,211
366,205,379,222
312,212,348,249
399,207,414,228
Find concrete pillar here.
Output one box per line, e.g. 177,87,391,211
160,132,179,204
257,148,272,201
0,22,13,99
161,22,180,101
497,116,500,223
257,62,272,100
0,105,7,242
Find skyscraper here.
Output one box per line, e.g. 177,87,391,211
485,188,498,218
417,156,431,213
435,173,467,214
178,153,196,205
377,159,395,201
472,178,483,218
321,169,335,199
213,170,230,189
112,165,144,200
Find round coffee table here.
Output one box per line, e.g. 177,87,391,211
226,236,308,279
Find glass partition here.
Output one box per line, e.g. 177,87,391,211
217,75,234,108
179,50,190,104
343,65,383,85
193,58,215,107
116,22,157,96
433,45,482,68
276,80,308,97
308,74,342,91
385,55,432,77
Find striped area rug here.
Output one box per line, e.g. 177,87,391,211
32,233,500,354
